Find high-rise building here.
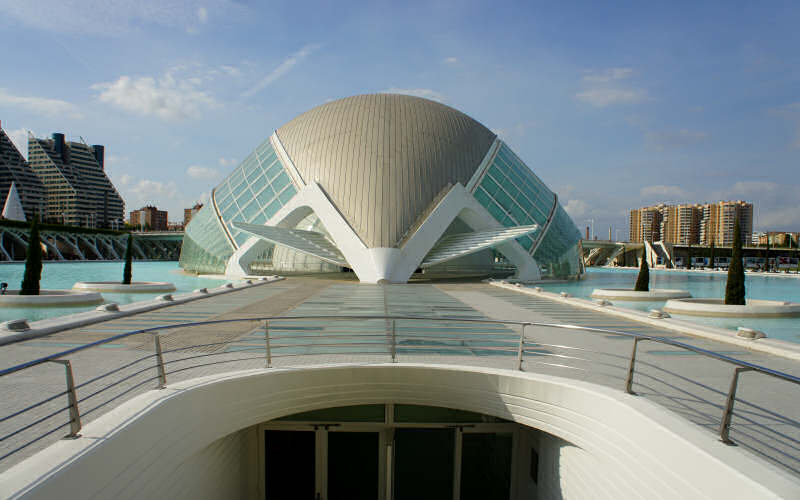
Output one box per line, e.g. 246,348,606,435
699,201,753,246
631,200,753,246
184,203,203,226
130,205,168,231
629,205,663,243
0,122,45,221
660,204,702,244
27,132,124,228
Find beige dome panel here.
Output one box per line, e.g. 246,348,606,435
276,93,496,248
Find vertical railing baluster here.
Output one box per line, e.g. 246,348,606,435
50,360,82,438
624,338,641,394
516,324,527,371
265,320,272,368
391,319,397,363
720,367,751,444
154,333,167,389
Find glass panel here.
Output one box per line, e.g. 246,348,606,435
394,405,508,423
277,405,385,422
240,198,261,220
255,184,276,208
271,171,290,192
481,175,500,197
264,199,282,219
394,429,453,500
328,432,379,500
249,174,268,195
278,185,296,204
460,433,512,500
264,430,315,499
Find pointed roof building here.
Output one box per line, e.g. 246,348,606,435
2,182,26,221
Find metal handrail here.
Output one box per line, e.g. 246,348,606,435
1,314,799,462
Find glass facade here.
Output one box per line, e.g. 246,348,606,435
212,139,297,247
180,138,299,274
472,142,582,278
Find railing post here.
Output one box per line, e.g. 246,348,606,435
265,320,272,368
154,333,167,389
516,324,527,371
50,360,81,438
391,319,397,363
720,367,752,444
624,338,641,394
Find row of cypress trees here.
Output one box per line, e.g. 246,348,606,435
632,217,745,305
19,218,134,295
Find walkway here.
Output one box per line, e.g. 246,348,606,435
1,278,798,479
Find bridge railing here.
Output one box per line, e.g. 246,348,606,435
1,315,799,472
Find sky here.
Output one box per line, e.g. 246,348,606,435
0,0,798,236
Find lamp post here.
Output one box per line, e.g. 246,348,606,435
585,219,595,241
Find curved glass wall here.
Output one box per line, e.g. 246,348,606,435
212,139,297,247
180,138,299,274
471,142,582,278
179,203,235,274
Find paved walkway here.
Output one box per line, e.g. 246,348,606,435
1,278,799,479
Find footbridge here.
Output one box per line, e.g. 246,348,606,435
581,240,643,267
0,223,182,262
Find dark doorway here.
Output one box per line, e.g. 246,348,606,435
264,430,315,499
328,432,379,500
394,428,454,500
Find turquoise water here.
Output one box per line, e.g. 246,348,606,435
0,261,227,322
533,268,800,343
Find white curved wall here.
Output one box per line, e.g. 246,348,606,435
3,364,797,499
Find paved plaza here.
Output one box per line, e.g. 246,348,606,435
1,277,799,478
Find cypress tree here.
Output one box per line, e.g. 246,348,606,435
686,243,692,269
634,247,649,291
724,216,746,305
122,233,133,285
709,240,716,269
20,216,43,295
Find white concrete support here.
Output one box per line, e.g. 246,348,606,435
228,182,541,283
225,237,273,279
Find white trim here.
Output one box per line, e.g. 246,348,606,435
270,131,306,189
466,137,502,193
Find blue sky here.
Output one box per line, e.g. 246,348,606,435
1,0,798,236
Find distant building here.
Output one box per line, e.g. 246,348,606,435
27,132,124,228
630,200,753,246
183,203,203,226
660,204,702,244
0,122,45,221
629,205,663,243
130,206,168,231
699,201,753,246
758,231,800,247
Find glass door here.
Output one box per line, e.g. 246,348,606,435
327,431,380,500
393,428,455,500
264,430,316,499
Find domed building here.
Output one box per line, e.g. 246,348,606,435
180,94,583,283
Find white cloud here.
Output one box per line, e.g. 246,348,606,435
576,67,648,108
91,72,216,120
582,67,634,83
218,157,238,167
0,0,228,36
382,88,447,103
563,199,589,218
197,6,208,23
444,57,458,64
0,89,83,118
645,129,709,151
6,128,30,159
639,185,688,200
242,44,320,98
186,165,220,180
575,88,648,107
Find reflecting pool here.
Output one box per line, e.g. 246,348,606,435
0,261,227,323
533,268,800,343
